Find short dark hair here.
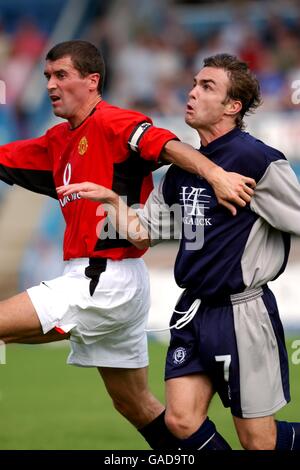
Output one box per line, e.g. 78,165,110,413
203,53,261,129
46,40,105,94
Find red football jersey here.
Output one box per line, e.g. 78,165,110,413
0,101,177,260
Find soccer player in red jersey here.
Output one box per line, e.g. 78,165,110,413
0,41,254,448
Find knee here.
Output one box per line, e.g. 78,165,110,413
165,410,206,439
110,390,144,418
111,395,131,418
110,390,161,428
238,431,276,450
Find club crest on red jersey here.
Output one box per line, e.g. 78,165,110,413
78,136,88,156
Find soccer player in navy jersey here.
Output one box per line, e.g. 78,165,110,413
60,54,300,450
0,42,255,448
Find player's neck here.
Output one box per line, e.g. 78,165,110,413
69,95,102,129
198,122,236,146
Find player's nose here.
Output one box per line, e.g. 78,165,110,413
188,86,197,100
47,76,57,91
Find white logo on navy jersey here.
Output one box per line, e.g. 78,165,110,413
181,186,209,216
180,186,212,227
173,347,187,365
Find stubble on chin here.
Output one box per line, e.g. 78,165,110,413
53,108,66,119
185,114,192,125
185,115,196,129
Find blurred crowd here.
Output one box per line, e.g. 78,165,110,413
0,16,47,136
87,0,300,116
0,18,46,104
0,0,299,133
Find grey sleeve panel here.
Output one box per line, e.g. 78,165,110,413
241,218,285,288
136,176,181,246
250,159,300,235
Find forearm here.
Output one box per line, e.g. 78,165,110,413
161,139,256,215
161,140,217,181
104,192,151,249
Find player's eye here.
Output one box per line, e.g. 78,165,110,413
57,72,66,79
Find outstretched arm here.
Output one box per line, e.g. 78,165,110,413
0,135,56,198
161,140,255,215
57,182,150,249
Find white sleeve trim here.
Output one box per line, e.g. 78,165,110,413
128,122,152,152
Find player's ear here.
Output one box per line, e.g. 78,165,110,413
224,99,242,117
88,73,100,92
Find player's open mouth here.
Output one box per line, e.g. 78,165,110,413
50,95,61,104
186,104,193,113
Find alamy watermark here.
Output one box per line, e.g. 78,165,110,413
0,80,6,105
95,198,206,251
0,340,6,365
291,80,300,105
291,339,300,365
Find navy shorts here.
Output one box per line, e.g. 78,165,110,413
165,285,290,418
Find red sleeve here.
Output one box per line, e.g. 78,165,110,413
0,134,57,198
98,103,178,163
128,123,178,162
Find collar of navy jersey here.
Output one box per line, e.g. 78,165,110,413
200,127,242,155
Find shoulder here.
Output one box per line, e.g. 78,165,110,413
162,163,191,203
231,130,286,181
46,122,69,137
93,100,153,131
238,131,285,162
165,163,187,182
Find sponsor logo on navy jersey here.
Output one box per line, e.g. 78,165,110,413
180,186,212,226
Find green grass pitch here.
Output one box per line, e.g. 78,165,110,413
0,338,299,449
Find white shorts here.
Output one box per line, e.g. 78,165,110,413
27,258,150,368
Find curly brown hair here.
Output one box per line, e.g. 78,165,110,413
203,53,261,129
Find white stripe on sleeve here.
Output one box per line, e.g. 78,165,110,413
128,122,152,152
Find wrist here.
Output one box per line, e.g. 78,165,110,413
201,161,221,185
102,189,119,206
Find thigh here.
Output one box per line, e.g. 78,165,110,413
165,293,239,415
231,287,289,418
68,259,150,368
165,292,206,381
0,291,42,339
4,329,70,344
198,288,289,419
198,303,241,415
166,373,214,419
